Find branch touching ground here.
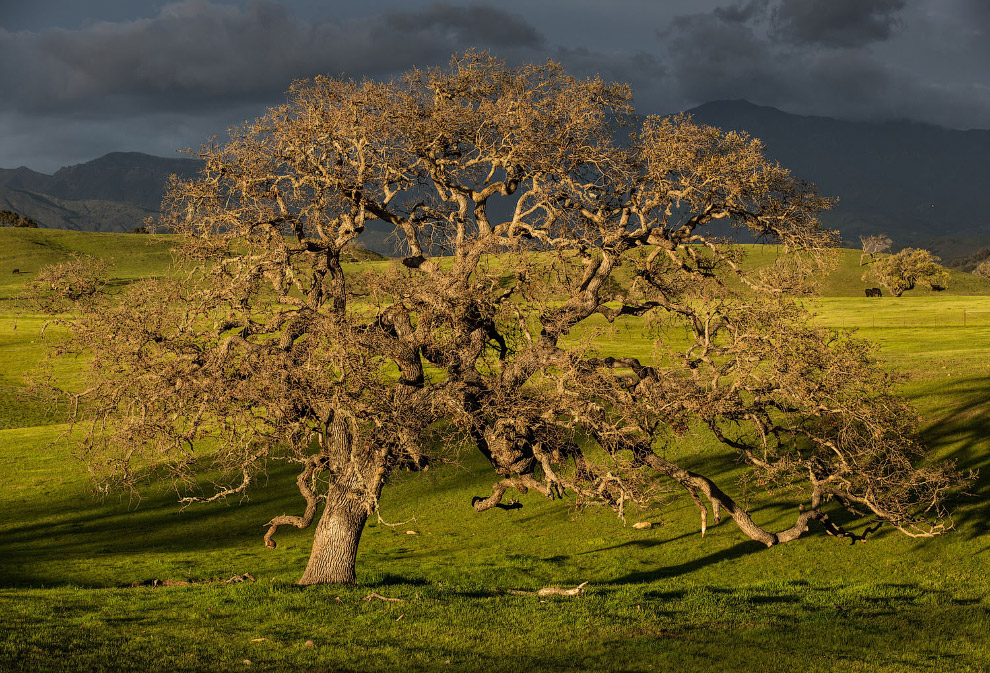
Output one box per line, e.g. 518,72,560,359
472,478,522,511
128,572,256,588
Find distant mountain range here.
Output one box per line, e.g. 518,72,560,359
0,152,201,211
2,103,989,258
0,186,157,233
685,100,990,258
0,152,200,233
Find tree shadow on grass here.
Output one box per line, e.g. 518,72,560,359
913,375,990,537
606,539,767,586
359,573,433,589
0,461,310,587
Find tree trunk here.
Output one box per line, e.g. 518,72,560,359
299,489,369,585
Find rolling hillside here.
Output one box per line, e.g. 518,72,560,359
0,187,156,234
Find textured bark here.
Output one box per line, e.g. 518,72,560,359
299,490,369,585
641,452,786,546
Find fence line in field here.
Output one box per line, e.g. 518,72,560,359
963,310,990,327
817,309,990,329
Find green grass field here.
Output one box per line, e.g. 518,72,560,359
1,229,989,672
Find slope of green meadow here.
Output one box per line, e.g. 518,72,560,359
1,229,989,672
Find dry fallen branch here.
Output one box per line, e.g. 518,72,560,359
128,572,256,588
362,592,404,602
225,573,257,583
376,511,417,528
508,581,589,597
538,581,589,597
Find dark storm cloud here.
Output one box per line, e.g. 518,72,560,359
550,46,668,106
0,0,543,115
2,0,989,173
0,0,548,171
770,0,907,48
657,0,990,129
384,2,544,48
959,0,990,30
662,3,793,105
711,0,770,25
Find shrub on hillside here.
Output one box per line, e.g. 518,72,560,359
0,209,39,228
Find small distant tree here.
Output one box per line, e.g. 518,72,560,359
0,209,39,228
863,248,949,296
859,234,892,266
34,53,966,585
975,259,990,279
26,255,111,313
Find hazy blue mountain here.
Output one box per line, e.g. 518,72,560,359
45,152,202,210
0,152,201,234
683,100,990,253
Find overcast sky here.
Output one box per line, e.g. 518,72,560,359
2,0,988,173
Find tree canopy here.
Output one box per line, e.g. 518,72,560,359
863,247,949,296
859,233,892,266
37,53,966,585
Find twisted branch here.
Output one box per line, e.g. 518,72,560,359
264,458,321,549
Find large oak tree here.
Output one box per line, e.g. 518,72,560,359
39,53,964,585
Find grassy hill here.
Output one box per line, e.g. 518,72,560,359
1,229,989,672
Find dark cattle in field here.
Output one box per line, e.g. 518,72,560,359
11,269,19,274
865,288,882,297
